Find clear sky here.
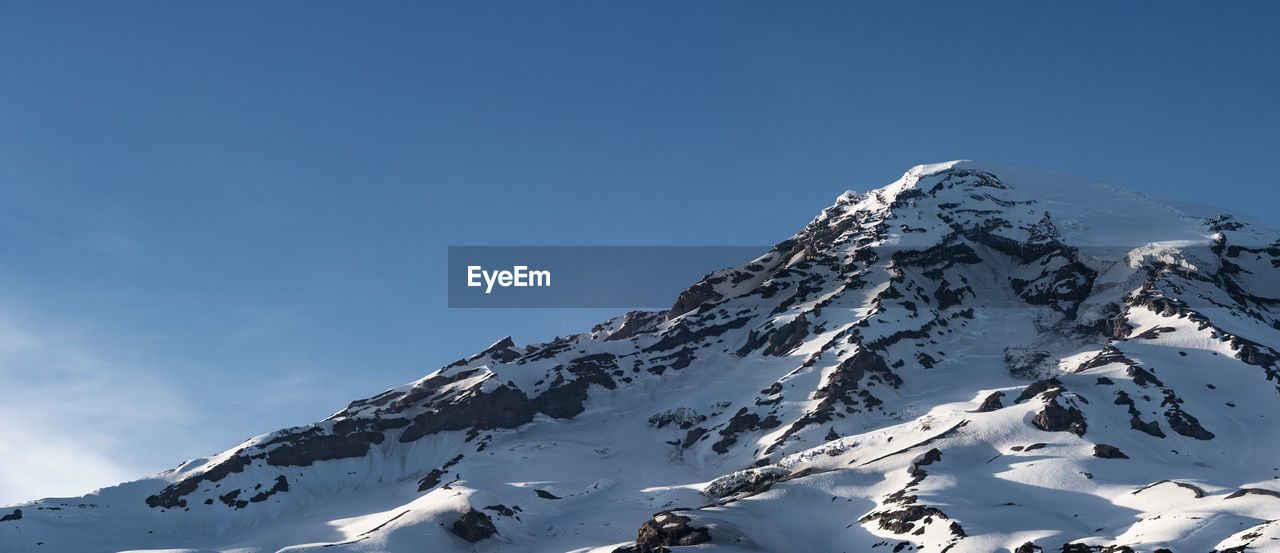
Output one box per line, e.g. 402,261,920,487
1,1,1278,504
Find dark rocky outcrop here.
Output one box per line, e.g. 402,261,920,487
146,451,254,509
644,316,752,353
1103,317,1134,340
450,508,497,542
976,391,1005,412
1076,347,1137,373
249,476,289,503
397,360,619,444
1224,488,1280,499
1014,378,1063,404
706,467,816,499
1092,444,1128,459
418,454,464,491
1010,259,1097,318
0,509,20,522
860,505,965,538
399,385,537,443
770,348,898,451
1126,366,1164,388
738,314,811,357
1032,397,1087,436
266,430,387,467
482,504,516,517
668,279,726,321
648,407,705,430
712,408,779,454
1114,391,1164,438
681,427,709,449
596,311,664,342
614,511,711,552
1132,480,1205,498
909,448,943,475
219,489,247,509
1160,390,1215,440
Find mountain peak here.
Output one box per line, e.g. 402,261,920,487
7,163,1280,553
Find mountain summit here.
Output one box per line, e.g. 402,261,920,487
6,161,1280,553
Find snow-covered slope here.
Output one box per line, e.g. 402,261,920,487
5,161,1280,553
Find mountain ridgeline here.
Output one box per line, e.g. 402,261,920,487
6,161,1280,553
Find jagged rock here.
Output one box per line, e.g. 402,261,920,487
595,311,664,342
1132,480,1205,498
615,511,711,552
977,391,1005,412
483,504,516,517
713,407,777,453
1015,378,1063,403
705,467,815,499
739,314,812,356
1114,391,1165,438
860,505,964,537
648,407,705,429
1093,444,1129,459
146,451,254,509
644,316,751,352
1126,366,1163,388
417,454,464,491
1225,488,1280,499
450,508,497,542
909,448,943,475
1032,397,1087,436
1104,318,1134,340
249,476,288,503
681,427,708,449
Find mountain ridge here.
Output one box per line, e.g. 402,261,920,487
5,161,1280,553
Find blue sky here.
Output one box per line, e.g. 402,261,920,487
1,1,1278,504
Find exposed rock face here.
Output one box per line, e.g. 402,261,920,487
249,476,288,503
1032,397,1087,436
1225,488,1280,499
647,407,705,430
738,314,811,356
860,505,965,538
1092,444,1129,459
266,418,405,466
1113,390,1165,438
450,508,497,542
976,391,1005,412
417,454,463,491
613,511,711,553
1015,378,1063,404
146,451,254,509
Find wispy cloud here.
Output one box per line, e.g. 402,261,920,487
0,314,198,505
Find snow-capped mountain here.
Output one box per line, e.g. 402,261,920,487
5,161,1280,553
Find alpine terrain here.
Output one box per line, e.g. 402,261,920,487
6,161,1280,553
